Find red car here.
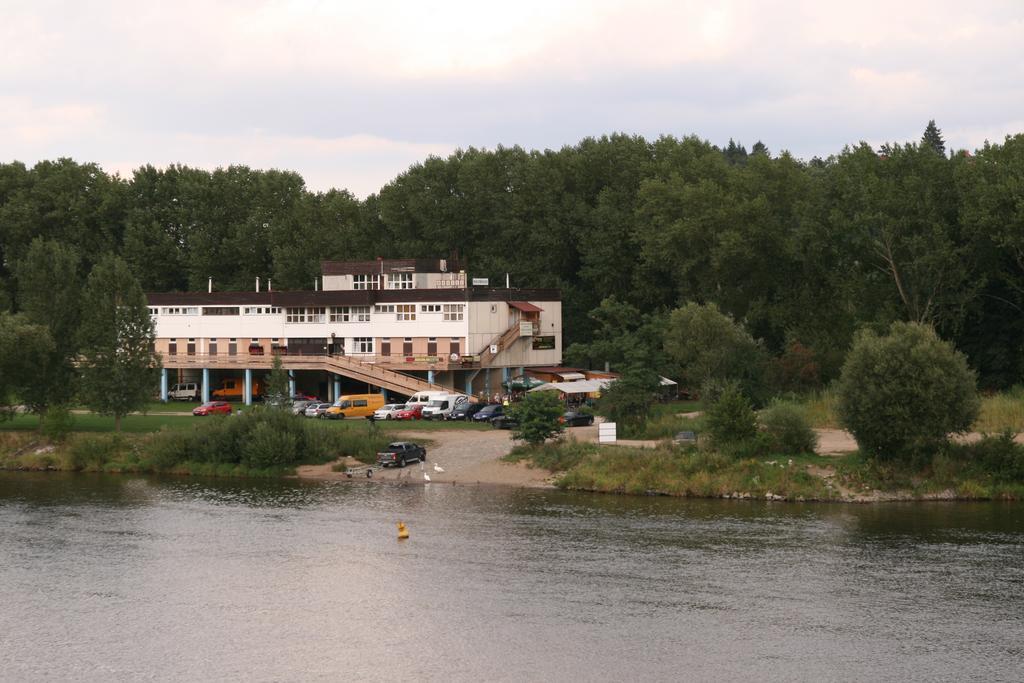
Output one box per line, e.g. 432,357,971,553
193,401,232,416
393,404,424,420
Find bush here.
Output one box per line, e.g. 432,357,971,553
504,439,597,471
40,405,75,443
761,400,818,455
242,422,298,469
597,367,661,436
837,322,980,461
705,384,757,448
509,391,565,445
67,434,125,470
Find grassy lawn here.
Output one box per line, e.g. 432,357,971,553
0,412,196,433
324,418,491,432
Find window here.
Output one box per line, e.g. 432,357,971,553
228,338,237,356
187,338,196,355
147,307,158,317
388,272,413,289
286,307,326,323
374,304,394,314
209,338,218,355
168,339,177,356
403,337,413,355
330,306,370,322
354,337,374,353
443,304,464,321
243,306,281,315
427,337,437,355
421,304,441,313
353,274,377,290
202,307,239,316
450,338,461,355
251,338,259,343
161,306,198,315
397,304,416,321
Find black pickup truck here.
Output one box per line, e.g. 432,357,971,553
376,442,427,468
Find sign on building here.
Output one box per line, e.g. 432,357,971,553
598,422,617,444
472,277,489,286
532,336,555,350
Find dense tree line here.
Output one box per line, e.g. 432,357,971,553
2,122,1023,389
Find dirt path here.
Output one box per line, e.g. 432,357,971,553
296,428,556,488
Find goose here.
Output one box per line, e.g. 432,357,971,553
433,463,445,473
423,472,431,482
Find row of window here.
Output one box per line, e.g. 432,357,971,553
163,336,461,356
155,303,465,321
352,272,414,290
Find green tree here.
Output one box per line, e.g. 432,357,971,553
265,353,291,409
13,238,83,413
922,120,946,156
663,302,768,402
509,391,565,445
836,321,980,460
76,256,160,432
597,367,660,435
0,313,54,419
704,383,758,448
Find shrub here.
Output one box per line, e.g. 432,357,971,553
509,391,565,445
504,439,597,471
597,367,660,436
761,400,818,455
68,434,124,470
242,422,298,469
40,405,75,443
837,322,980,461
705,384,757,447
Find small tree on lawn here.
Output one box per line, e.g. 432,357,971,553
509,391,565,446
76,255,160,432
837,321,979,461
597,366,660,436
265,353,291,410
705,382,758,448
0,313,55,420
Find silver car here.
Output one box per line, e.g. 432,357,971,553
292,400,314,415
305,403,332,418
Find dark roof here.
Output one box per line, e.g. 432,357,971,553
508,301,543,312
146,287,560,306
320,258,463,276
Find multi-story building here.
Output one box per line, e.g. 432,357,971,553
147,258,562,403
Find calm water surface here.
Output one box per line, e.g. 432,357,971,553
1,473,1023,681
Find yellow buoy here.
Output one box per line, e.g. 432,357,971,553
397,521,409,540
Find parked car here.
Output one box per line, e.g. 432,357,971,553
168,382,200,401
325,394,385,420
292,393,318,402
372,404,406,420
305,402,332,418
376,442,427,468
560,411,595,427
471,404,503,422
490,414,518,430
292,400,315,415
421,394,469,420
673,431,698,446
193,401,232,416
447,402,486,421
393,404,424,420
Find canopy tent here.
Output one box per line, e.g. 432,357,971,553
659,376,677,386
528,379,613,395
557,372,586,381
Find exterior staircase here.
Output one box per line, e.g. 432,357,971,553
478,319,535,366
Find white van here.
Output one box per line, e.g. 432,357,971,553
168,382,199,401
420,393,469,420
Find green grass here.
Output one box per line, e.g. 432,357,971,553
322,418,491,432
975,392,1024,434
0,412,196,433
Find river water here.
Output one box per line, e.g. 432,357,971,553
1,473,1022,682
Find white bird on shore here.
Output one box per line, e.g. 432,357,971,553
423,473,431,482
434,463,445,473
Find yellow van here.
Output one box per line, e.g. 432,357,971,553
325,393,385,420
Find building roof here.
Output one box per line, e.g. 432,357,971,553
529,379,613,394
146,287,561,306
320,258,462,276
508,301,543,313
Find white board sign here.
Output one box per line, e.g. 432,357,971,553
472,277,489,286
598,422,617,443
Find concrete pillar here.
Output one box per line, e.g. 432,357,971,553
427,370,435,385
327,376,334,402
333,377,341,402
465,374,473,396
485,370,491,399
244,369,252,406
502,366,511,386
160,368,169,402
289,373,296,399
201,368,210,403
380,387,388,401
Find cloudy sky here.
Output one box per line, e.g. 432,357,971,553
2,0,1022,196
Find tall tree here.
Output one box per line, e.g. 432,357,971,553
922,120,946,156
76,256,160,431
13,238,84,413
0,313,54,419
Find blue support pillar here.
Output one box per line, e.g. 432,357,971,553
244,369,252,406
485,371,491,400
333,377,341,402
502,366,511,384
289,373,296,399
160,368,169,402
380,387,388,401
427,370,435,385
201,368,210,403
